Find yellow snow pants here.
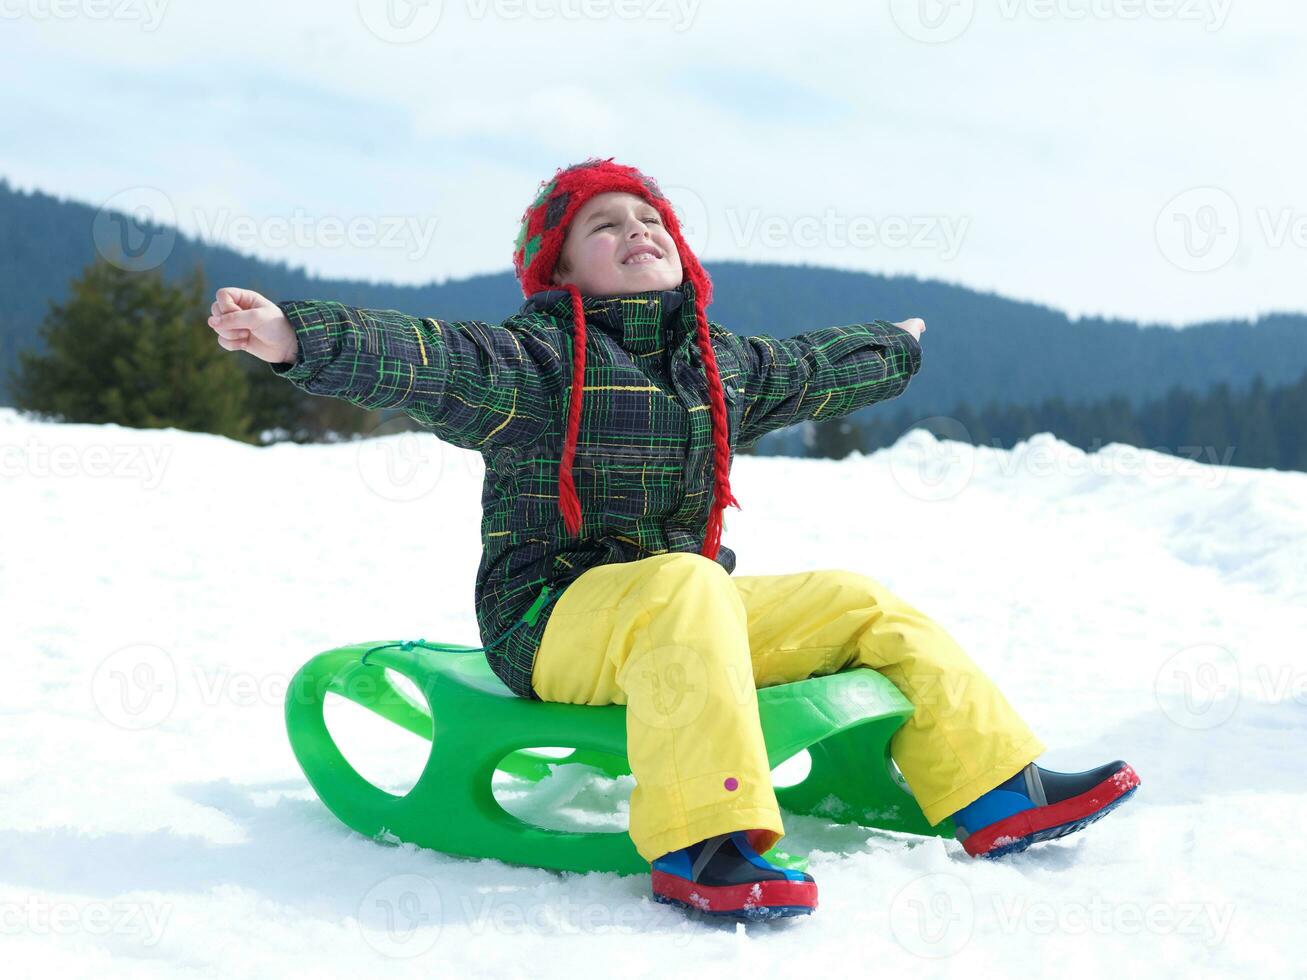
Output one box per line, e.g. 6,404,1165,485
531,552,1046,863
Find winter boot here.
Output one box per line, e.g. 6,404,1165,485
951,759,1140,858
651,830,817,921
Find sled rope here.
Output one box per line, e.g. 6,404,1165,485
359,586,557,665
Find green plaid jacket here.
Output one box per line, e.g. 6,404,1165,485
270,278,922,698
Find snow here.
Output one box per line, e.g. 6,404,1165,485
2,408,1304,977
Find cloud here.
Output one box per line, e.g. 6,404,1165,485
2,0,1305,323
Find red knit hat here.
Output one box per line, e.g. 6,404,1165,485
513,157,740,560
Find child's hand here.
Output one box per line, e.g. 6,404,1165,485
891,318,926,342
208,287,299,365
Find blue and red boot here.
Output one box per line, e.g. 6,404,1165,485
950,759,1141,858
651,830,817,921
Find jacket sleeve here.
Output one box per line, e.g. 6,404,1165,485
268,299,557,453
735,320,922,448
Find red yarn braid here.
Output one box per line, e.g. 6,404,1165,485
558,283,587,537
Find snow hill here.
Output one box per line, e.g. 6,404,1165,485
3,407,1304,977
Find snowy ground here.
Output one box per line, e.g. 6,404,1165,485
3,406,1304,978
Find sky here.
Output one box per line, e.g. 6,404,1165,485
1,0,1302,327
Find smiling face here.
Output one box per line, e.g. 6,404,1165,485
550,191,683,296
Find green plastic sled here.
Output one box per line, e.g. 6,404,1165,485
284,640,951,876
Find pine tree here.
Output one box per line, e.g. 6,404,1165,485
7,256,255,441
1184,382,1234,466
836,372,1306,476
1269,369,1307,471
1233,375,1279,468
810,417,865,459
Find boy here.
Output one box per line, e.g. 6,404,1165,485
209,157,1139,923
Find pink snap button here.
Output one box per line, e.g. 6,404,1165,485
724,777,739,791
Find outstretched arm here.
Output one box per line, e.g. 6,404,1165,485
734,319,923,449
209,287,556,453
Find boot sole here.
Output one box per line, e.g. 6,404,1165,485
651,870,817,921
